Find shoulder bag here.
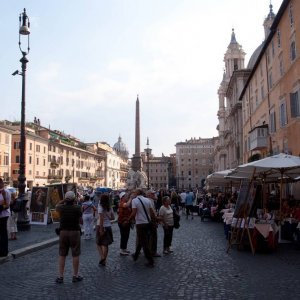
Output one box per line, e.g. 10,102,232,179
138,197,157,230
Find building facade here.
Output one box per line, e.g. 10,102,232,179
1,120,130,189
240,0,300,161
176,138,214,190
214,29,246,171
142,149,173,190
0,125,13,184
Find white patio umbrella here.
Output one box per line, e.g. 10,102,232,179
206,169,241,190
229,153,300,180
228,153,300,230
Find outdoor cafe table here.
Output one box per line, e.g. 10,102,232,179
252,222,279,252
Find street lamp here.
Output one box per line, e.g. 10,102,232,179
145,137,151,189
13,9,31,230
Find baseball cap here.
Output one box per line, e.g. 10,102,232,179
65,191,76,201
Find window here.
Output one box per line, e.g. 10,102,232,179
268,71,273,89
279,100,287,127
16,155,20,163
290,41,296,61
29,156,32,164
36,157,39,165
36,145,40,152
234,58,238,71
266,49,270,65
289,3,294,27
43,159,46,166
44,146,46,154
277,29,281,48
4,154,9,165
271,41,275,57
14,141,20,149
5,134,9,144
261,85,265,100
279,54,284,76
269,109,276,133
290,90,300,117
30,143,32,150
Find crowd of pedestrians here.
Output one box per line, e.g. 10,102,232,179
54,187,185,283
0,178,238,284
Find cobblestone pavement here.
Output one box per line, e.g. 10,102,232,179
0,214,299,300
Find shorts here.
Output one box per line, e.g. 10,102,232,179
96,226,113,246
59,230,81,257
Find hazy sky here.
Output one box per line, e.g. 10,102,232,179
0,0,283,157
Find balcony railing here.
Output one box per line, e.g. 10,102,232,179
48,175,63,180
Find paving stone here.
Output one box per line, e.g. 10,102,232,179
0,214,299,299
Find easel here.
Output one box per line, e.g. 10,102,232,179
227,170,256,255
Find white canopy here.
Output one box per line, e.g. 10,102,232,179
206,169,242,189
228,153,300,180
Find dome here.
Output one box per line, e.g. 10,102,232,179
113,136,129,158
247,42,264,69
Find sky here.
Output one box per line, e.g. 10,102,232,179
0,0,283,157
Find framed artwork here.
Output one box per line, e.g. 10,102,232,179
50,209,60,223
30,212,48,225
30,187,49,213
48,185,64,209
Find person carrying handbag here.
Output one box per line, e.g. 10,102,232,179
129,189,156,267
118,191,132,256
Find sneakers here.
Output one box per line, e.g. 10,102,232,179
55,277,63,284
72,275,83,283
120,249,129,256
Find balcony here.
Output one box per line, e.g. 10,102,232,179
249,125,268,151
79,177,89,182
48,175,63,180
89,177,98,183
50,162,59,168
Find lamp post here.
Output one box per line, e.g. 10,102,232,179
13,9,31,230
145,137,151,189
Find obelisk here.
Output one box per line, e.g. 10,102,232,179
131,95,142,171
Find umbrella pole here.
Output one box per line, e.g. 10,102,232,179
279,169,284,242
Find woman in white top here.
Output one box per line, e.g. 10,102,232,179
96,193,115,266
81,195,96,240
159,196,174,254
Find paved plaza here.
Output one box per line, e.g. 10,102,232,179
0,214,299,300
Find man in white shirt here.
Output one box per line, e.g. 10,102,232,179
129,189,155,267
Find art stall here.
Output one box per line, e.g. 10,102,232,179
29,183,77,225
224,154,300,254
